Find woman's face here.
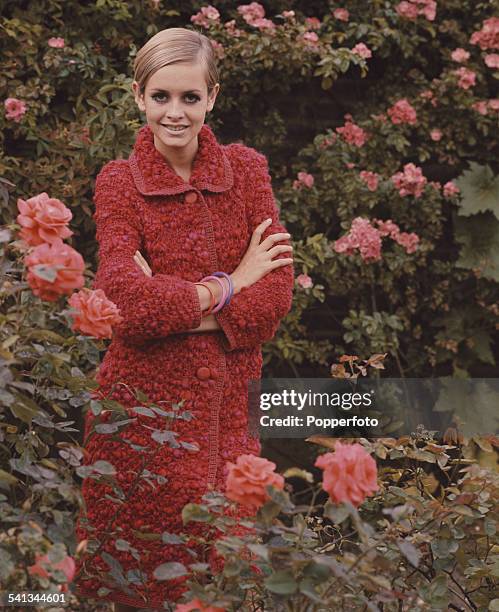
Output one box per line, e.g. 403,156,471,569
132,61,219,159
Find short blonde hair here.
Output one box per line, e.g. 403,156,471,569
133,27,219,95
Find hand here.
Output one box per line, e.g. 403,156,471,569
231,218,293,293
134,250,152,277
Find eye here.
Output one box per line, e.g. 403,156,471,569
185,93,201,103
152,93,167,102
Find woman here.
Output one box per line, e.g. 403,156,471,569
74,27,294,611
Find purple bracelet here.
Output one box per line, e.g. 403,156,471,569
211,271,234,305
201,275,228,313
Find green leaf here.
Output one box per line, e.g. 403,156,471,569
455,163,499,220
181,503,213,524
454,212,499,282
397,539,421,567
153,562,188,581
264,570,298,595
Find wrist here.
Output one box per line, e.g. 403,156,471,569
230,273,241,295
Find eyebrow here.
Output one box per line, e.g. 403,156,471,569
150,88,202,94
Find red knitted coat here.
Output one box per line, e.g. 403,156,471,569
74,123,294,608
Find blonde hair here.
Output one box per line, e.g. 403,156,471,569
133,27,219,95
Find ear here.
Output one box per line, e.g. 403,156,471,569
206,83,220,113
132,80,146,112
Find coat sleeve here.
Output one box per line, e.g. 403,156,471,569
215,149,294,351
92,160,202,345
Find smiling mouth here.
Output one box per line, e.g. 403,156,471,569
161,124,189,132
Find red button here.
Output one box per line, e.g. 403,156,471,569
185,192,198,204
196,367,211,380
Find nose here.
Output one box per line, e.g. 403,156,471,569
166,98,184,121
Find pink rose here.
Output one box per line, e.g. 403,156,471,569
472,101,488,115
175,599,225,612
296,273,313,289
333,8,349,22
29,554,75,592
305,17,321,30
302,31,319,47
391,163,427,198
393,231,420,253
387,98,418,125
454,67,476,89
293,171,314,190
488,99,499,111
237,2,265,26
395,1,419,20
67,288,123,339
430,129,442,141
224,20,242,37
375,219,400,239
333,217,383,262
24,238,85,302
352,43,372,59
451,48,470,62
4,97,27,122
485,53,499,68
282,10,295,20
336,115,368,147
17,192,73,246
443,181,460,198
359,171,379,191
191,5,220,28
315,441,378,507
225,454,284,510
470,17,499,51
48,37,65,48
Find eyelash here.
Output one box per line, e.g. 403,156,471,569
151,93,201,104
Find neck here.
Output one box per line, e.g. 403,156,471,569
153,133,199,175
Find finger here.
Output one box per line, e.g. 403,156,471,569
135,251,152,275
260,232,292,249
268,257,293,269
267,244,293,258
250,218,273,246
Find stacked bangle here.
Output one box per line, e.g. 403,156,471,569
195,271,234,316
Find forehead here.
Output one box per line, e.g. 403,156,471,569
146,62,208,91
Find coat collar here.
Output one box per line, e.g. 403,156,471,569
128,123,234,197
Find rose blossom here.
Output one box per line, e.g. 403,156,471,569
470,17,499,51
29,554,75,592
391,163,427,198
333,217,383,262
17,192,73,246
67,288,123,339
336,114,367,147
175,599,225,612
225,454,284,510
292,171,314,189
375,219,400,239
25,238,85,302
387,98,418,125
352,43,372,59
237,2,265,26
430,129,442,141
451,48,470,62
472,100,488,115
394,231,420,253
315,442,378,507
48,37,65,48
296,273,313,288
396,1,419,20
488,99,499,111
359,170,379,191
333,8,349,21
485,53,499,68
4,97,27,122
454,67,476,89
191,5,220,28
302,31,319,47
305,17,321,30
282,10,295,20
443,181,460,197
224,20,242,37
